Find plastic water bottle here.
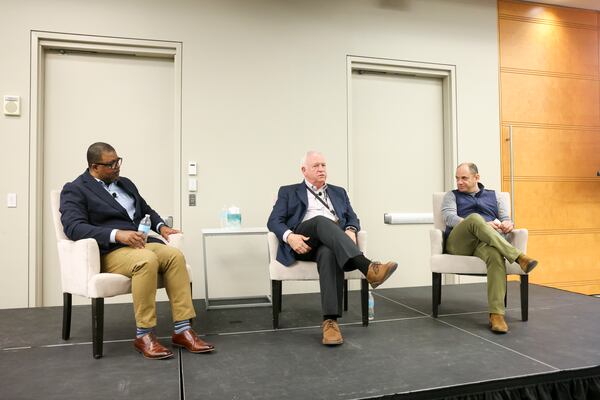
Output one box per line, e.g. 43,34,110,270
226,206,241,228
368,291,375,321
219,206,228,228
138,214,151,242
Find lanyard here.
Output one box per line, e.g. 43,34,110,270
305,184,337,218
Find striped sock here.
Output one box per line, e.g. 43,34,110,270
174,320,192,334
136,327,153,338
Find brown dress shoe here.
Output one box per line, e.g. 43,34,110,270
133,333,174,360
489,313,509,333
322,319,344,346
517,254,538,274
366,261,398,289
172,329,215,353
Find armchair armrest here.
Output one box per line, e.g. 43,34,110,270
166,233,184,250
508,228,528,253
430,229,443,255
56,238,100,297
357,231,367,254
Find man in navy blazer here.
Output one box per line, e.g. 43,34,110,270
60,142,214,359
267,151,398,345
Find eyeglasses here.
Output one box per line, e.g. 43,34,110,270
94,157,122,169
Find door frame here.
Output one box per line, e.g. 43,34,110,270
29,31,183,306
346,55,457,194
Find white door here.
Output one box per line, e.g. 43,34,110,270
42,49,177,306
351,70,445,288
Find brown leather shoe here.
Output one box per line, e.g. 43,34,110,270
172,329,215,353
366,261,398,289
489,313,509,333
517,254,538,274
133,333,174,360
322,319,343,346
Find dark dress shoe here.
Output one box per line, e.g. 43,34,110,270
133,333,174,360
172,329,215,353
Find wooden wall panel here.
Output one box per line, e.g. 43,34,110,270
499,19,598,76
500,127,600,178
498,0,600,295
510,181,600,231
500,73,599,126
526,234,600,294
498,0,598,26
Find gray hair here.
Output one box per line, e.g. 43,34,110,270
87,142,115,167
458,162,479,175
300,150,323,167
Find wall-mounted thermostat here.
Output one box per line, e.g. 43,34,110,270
3,96,20,116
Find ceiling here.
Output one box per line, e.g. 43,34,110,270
522,0,600,11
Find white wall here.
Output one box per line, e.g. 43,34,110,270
0,0,500,308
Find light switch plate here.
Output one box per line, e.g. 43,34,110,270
7,193,17,208
188,178,197,192
188,161,197,176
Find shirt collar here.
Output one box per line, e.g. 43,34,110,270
304,179,327,193
93,177,117,190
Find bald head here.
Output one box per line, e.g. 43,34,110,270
455,162,480,193
457,162,478,175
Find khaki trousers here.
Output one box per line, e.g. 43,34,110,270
445,214,521,315
101,243,196,328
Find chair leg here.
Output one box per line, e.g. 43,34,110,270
520,275,529,321
92,298,104,359
360,279,369,327
432,272,442,318
343,279,349,311
271,280,282,329
62,293,72,340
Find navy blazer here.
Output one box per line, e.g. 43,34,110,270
59,169,165,255
267,182,360,266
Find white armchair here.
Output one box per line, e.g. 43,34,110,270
430,192,530,320
50,190,192,358
267,231,369,329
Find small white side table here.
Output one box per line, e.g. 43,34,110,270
201,227,272,310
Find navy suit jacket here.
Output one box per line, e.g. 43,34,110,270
267,182,360,266
59,169,165,255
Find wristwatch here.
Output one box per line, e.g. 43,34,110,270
345,226,358,233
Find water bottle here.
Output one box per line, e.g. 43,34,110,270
368,291,375,321
219,206,228,228
138,214,151,242
226,206,241,228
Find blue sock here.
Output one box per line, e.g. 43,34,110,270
136,327,153,338
174,320,191,334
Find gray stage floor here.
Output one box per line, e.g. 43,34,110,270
0,282,598,400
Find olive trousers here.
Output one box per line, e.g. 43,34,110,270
445,214,521,315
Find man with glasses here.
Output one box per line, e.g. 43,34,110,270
60,142,214,359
